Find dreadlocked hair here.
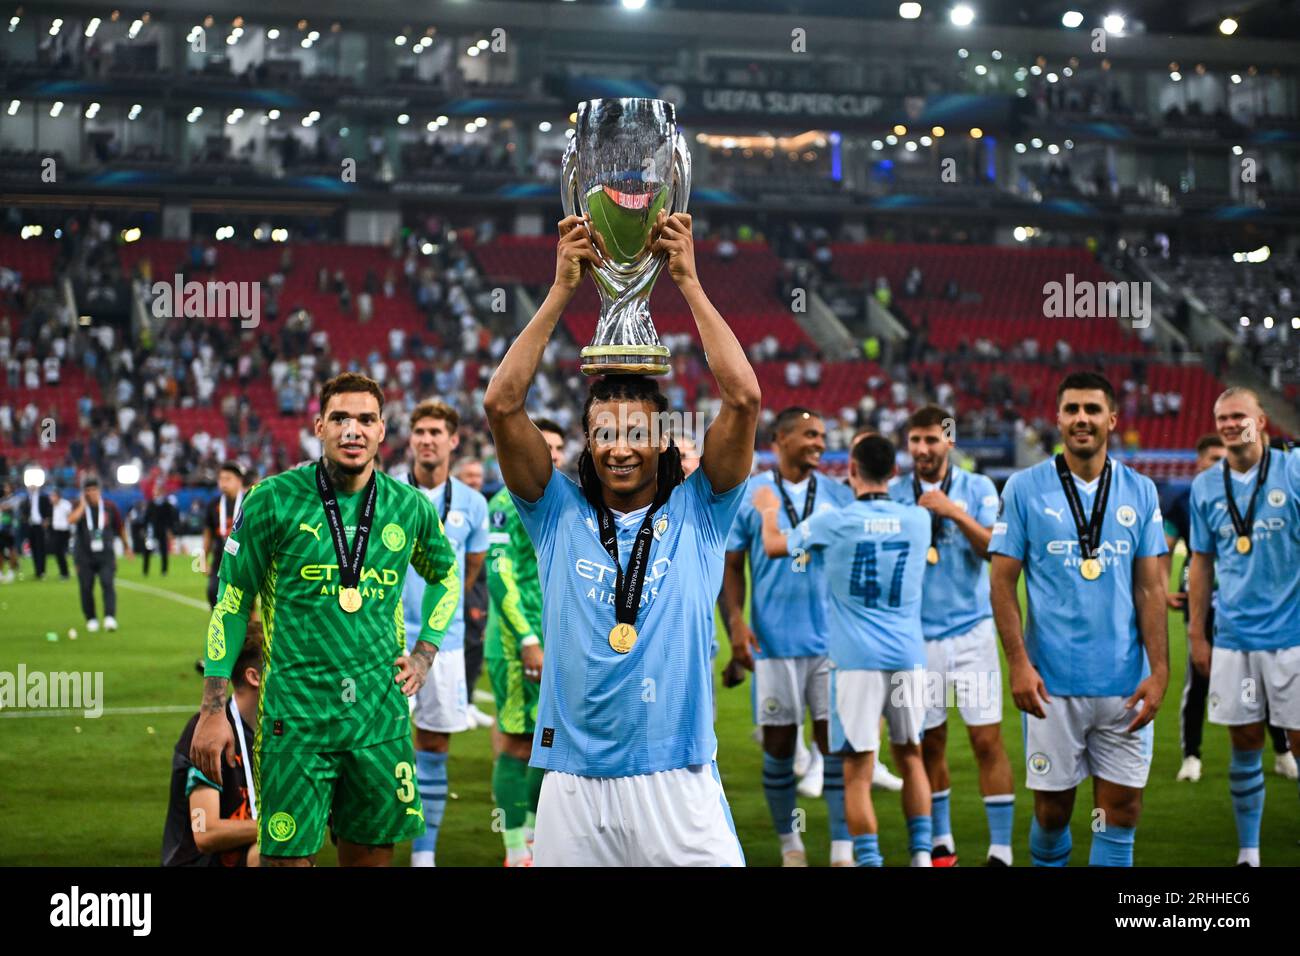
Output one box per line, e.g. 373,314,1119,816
577,375,684,512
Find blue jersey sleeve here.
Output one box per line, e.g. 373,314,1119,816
1189,476,1216,555
1137,480,1168,558
789,508,837,553
466,491,490,554
727,498,755,552
1287,448,1300,497
988,472,1027,560
510,467,581,558
686,469,748,552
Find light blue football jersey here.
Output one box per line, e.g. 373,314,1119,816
727,471,855,658
989,457,1167,697
403,475,489,653
787,496,930,671
512,467,747,778
1189,448,1300,651
888,467,1000,640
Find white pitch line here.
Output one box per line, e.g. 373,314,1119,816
117,579,212,611
0,704,195,719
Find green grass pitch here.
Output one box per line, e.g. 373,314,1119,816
0,554,1296,866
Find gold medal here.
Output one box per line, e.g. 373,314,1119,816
339,586,363,613
1235,535,1252,555
926,546,940,565
609,623,637,654
1080,558,1102,581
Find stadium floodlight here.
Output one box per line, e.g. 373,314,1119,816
1013,227,1029,242
872,139,884,149
268,109,281,120
1240,316,1250,326
465,122,477,133
905,141,918,151
436,114,448,125
1047,72,1059,83
950,4,975,27
49,101,63,117
1030,64,1042,75
1230,73,1242,83
974,64,987,75
128,103,142,120
84,102,101,119
1291,317,1299,330
467,46,479,56
85,17,101,38
622,0,648,9
476,39,489,50
1061,10,1083,28
122,227,141,243
421,242,434,255
309,30,320,41
1064,139,1074,148
920,135,933,146
957,47,968,57
397,114,410,125
23,467,46,489
1047,144,1060,154
1263,316,1274,329
267,27,280,39
1170,71,1181,81
1232,145,1243,155
932,126,945,136
899,2,922,19
1219,17,1238,35
8,15,19,32
893,124,907,135
117,463,141,486
309,110,320,121
538,121,552,132
49,18,62,36
475,116,487,127
1014,142,1026,153
1103,13,1125,34
394,35,406,45
885,134,898,145
1031,137,1043,148
969,127,983,139
991,49,1002,59
426,120,437,131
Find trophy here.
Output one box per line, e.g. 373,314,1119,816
561,98,691,376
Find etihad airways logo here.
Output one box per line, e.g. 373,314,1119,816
576,556,673,607
300,564,400,586
1046,540,1131,558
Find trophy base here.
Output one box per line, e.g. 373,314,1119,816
580,345,671,377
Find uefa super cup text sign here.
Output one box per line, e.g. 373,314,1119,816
561,98,691,376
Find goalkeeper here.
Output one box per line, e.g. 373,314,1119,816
485,417,566,866
190,373,460,867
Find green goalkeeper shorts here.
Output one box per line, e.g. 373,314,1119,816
487,654,540,737
255,736,425,858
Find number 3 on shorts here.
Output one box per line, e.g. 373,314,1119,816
395,761,415,803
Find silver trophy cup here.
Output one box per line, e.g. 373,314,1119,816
561,98,691,376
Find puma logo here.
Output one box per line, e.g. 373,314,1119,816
405,807,425,822
299,522,322,540
1044,507,1065,522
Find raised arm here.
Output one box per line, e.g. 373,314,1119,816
484,215,597,502
651,212,761,494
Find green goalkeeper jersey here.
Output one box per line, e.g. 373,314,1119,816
484,487,544,661
205,464,459,753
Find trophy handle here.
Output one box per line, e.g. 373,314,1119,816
671,132,692,216
560,135,580,220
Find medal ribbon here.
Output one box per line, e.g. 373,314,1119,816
912,464,954,552
772,469,817,528
218,489,243,538
1055,454,1112,564
596,503,660,629
316,459,377,592
409,471,453,524
1221,449,1271,545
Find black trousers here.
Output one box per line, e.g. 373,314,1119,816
1180,610,1289,757
76,553,117,620
48,530,70,577
27,524,48,578
142,531,169,575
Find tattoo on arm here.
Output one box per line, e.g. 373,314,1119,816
411,642,436,668
201,677,228,715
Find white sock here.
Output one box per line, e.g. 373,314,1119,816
410,850,435,867
1236,848,1260,867
933,833,955,853
830,840,853,865
505,846,530,864
987,844,1013,865
779,831,805,854
910,850,933,867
